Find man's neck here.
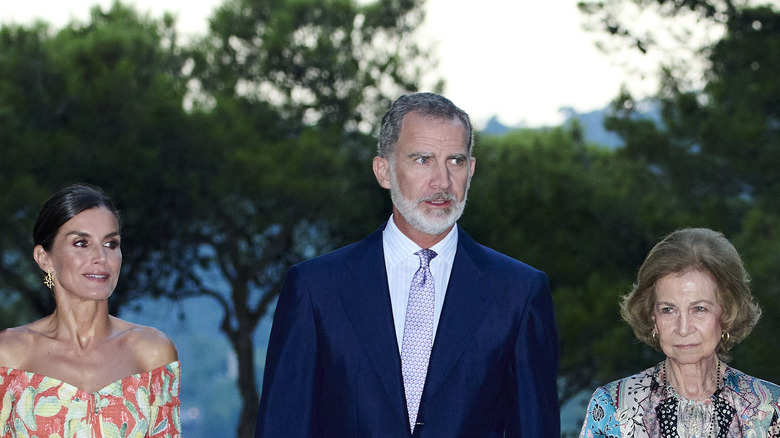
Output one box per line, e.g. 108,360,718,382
390,213,454,249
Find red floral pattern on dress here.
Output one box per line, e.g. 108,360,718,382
0,361,180,438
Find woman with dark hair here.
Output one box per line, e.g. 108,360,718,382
0,184,180,437
580,228,780,437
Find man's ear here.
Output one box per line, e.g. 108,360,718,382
372,156,392,189
33,245,52,274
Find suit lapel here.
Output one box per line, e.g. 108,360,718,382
336,226,496,427
422,229,493,400
338,225,409,424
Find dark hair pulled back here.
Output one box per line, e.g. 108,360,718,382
33,184,121,251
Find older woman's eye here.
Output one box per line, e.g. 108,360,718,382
74,239,88,247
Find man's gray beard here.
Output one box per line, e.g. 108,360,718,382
389,167,468,235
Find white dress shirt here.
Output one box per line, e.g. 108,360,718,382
382,214,458,353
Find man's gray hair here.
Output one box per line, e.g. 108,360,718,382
377,92,473,158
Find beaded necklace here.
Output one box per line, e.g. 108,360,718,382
661,359,723,438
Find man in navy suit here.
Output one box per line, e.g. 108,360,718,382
254,92,560,437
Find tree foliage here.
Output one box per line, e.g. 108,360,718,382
0,1,429,436
597,4,780,229
192,0,431,131
7,0,780,435
0,3,193,319
577,0,780,95
179,1,430,435
462,127,680,401
581,0,780,389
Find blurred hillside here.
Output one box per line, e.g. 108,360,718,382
483,108,623,147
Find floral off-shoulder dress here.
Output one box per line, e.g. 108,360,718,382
0,361,180,438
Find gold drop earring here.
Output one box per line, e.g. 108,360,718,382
44,272,54,290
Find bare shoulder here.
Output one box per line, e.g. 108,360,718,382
111,317,178,371
0,325,42,369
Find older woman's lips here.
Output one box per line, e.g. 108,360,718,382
673,343,700,349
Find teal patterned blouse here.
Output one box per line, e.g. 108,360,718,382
580,362,780,438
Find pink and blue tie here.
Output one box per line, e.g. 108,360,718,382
401,248,437,432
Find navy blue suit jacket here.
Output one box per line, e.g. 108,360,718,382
255,225,560,437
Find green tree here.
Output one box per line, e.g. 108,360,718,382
0,6,227,435
193,0,432,131
460,127,683,403
0,22,68,321
177,1,433,435
670,6,780,207
580,0,780,386
579,0,780,214
577,0,746,89
0,3,196,322
731,208,780,382
1,1,433,436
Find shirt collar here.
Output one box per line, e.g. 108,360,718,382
383,214,458,267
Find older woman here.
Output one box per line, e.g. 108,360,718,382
0,184,180,437
580,228,780,437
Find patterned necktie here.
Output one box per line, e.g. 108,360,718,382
400,248,437,432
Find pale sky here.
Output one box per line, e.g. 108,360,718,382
1,0,655,128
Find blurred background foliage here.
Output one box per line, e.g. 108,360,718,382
2,0,780,436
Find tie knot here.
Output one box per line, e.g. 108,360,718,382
415,249,437,268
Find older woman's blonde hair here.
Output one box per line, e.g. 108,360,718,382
621,228,762,358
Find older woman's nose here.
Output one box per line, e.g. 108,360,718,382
677,313,693,336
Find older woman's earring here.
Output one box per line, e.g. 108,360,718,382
721,332,730,342
652,331,659,342
43,272,54,290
